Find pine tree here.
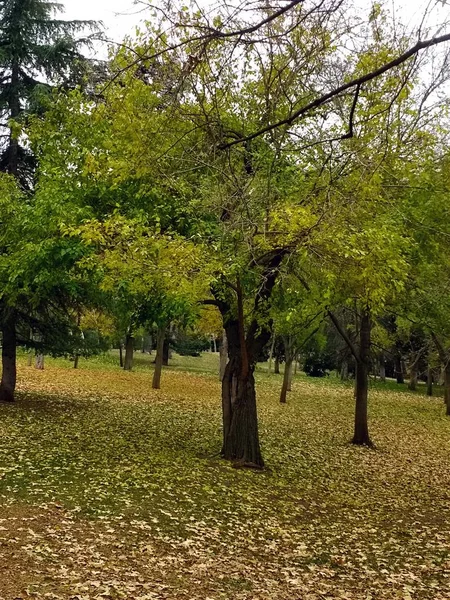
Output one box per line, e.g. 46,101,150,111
0,0,99,402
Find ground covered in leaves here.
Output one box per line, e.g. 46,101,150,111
1,355,450,599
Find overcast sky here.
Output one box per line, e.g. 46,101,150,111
61,0,450,58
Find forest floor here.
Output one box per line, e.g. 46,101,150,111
1,353,450,599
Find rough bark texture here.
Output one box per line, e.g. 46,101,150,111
152,325,166,390
0,313,16,402
35,354,44,370
352,309,372,446
221,320,264,467
123,334,134,371
219,329,228,382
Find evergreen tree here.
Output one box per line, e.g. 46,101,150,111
0,0,98,403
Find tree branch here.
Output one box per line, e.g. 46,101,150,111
219,32,450,149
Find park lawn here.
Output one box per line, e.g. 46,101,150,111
0,354,450,599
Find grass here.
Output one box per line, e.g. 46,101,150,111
0,351,449,599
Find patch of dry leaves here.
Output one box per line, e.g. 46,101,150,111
0,359,450,599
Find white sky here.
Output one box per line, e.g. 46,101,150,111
60,0,450,57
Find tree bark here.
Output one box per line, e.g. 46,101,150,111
280,336,293,402
35,354,44,370
427,365,433,397
395,355,404,384
274,357,280,374
267,335,275,374
0,313,16,402
119,343,124,368
221,319,264,467
152,325,166,389
123,333,134,371
379,354,386,383
444,363,450,415
162,336,170,366
73,354,80,369
352,309,372,446
219,329,228,382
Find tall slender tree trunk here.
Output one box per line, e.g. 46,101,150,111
219,329,228,382
352,309,372,446
119,343,124,368
444,363,450,415
0,312,16,403
152,325,166,389
427,365,433,397
35,354,44,370
379,354,386,383
267,335,275,374
280,336,293,403
123,333,134,371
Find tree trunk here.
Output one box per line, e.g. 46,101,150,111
0,313,16,403
222,354,264,467
73,354,79,369
274,357,280,374
267,335,275,374
444,363,450,415
427,365,433,397
280,357,293,403
340,360,348,381
408,356,418,391
395,355,404,384
35,354,44,370
379,355,386,383
152,325,166,389
352,309,372,446
162,335,169,366
219,329,228,382
123,334,134,371
119,343,124,368
27,351,33,367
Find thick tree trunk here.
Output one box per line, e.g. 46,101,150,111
427,365,433,397
274,357,280,374
35,354,44,370
152,325,166,390
352,309,372,446
395,356,404,384
123,334,134,371
222,356,264,467
219,329,228,382
0,314,16,403
119,343,124,368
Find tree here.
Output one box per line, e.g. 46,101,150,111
0,0,98,402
